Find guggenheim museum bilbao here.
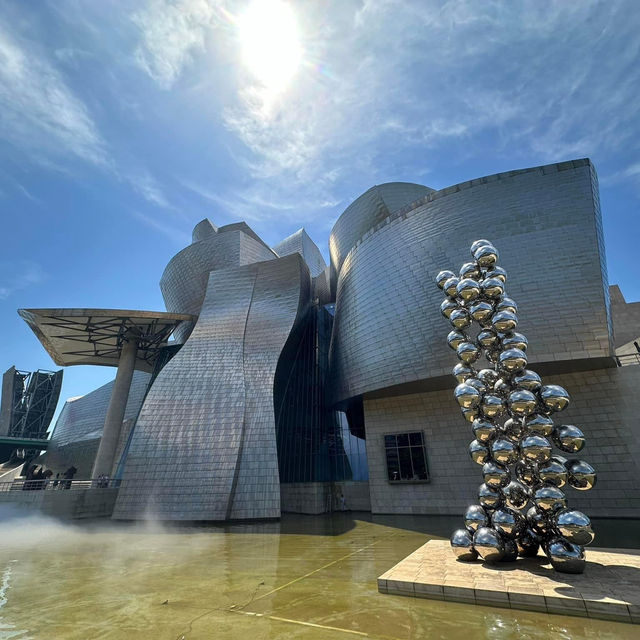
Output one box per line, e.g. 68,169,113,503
15,158,640,521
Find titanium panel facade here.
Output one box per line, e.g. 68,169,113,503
328,160,614,405
273,228,327,277
114,254,310,521
42,370,150,477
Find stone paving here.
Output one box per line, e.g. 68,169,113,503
378,540,640,624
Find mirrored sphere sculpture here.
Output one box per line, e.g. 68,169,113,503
439,239,596,574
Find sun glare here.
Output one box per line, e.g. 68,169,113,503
238,0,302,97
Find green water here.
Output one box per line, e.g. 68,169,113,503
0,511,637,639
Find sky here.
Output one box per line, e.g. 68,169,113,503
0,0,639,421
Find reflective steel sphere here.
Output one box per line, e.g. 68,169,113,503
454,383,482,409
459,262,482,280
545,537,586,574
443,276,460,298
503,417,526,440
481,277,505,299
457,341,481,364
517,528,540,558
493,377,513,397
498,348,528,374
450,528,479,561
461,407,479,423
473,418,498,443
470,239,493,255
441,298,459,319
507,389,538,417
452,363,475,383
520,435,552,465
477,368,499,387
503,480,531,510
527,506,551,536
501,332,528,352
447,329,468,350
450,308,472,330
481,394,505,419
515,461,539,487
477,328,499,349
469,440,490,465
491,310,518,333
491,508,525,539
539,385,570,413
495,296,518,314
491,438,519,466
474,244,499,268
513,369,542,392
525,414,555,437
567,459,597,491
534,486,567,514
482,461,511,488
473,526,505,562
538,457,568,488
464,504,489,533
478,482,504,510
466,377,488,394
501,539,518,562
457,277,482,302
485,266,507,283
554,510,594,546
436,270,456,290
553,425,585,453
469,301,494,323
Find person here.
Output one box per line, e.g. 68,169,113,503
33,467,45,490
23,465,37,490
63,465,77,490
340,493,347,511
52,473,60,489
41,469,53,490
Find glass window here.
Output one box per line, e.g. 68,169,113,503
384,432,429,483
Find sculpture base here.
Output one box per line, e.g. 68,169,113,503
378,540,640,624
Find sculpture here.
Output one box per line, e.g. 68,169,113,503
437,240,597,574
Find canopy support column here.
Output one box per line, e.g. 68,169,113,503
91,337,138,478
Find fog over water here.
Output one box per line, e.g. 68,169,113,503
0,507,637,639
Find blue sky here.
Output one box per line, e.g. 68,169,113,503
1,0,639,417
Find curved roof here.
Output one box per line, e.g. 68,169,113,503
329,182,434,293
18,308,195,372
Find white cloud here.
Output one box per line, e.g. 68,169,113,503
132,0,222,90
128,171,172,209
0,23,109,168
0,261,46,300
132,211,191,245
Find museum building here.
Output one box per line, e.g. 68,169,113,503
17,158,640,521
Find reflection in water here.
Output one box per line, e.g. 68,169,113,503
0,507,637,639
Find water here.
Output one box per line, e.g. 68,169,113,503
0,509,637,639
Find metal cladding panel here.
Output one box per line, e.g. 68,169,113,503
328,160,613,405
42,371,150,477
114,254,310,521
329,182,434,293
273,228,327,277
160,229,275,342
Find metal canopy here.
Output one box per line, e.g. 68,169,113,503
18,308,195,373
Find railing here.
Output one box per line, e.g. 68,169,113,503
616,352,640,366
0,478,122,492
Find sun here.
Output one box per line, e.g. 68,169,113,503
238,0,302,97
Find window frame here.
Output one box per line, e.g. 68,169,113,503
383,430,430,484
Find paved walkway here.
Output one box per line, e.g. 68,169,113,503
378,539,640,624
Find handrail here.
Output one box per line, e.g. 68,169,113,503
0,478,122,492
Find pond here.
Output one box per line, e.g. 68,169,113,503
0,509,637,639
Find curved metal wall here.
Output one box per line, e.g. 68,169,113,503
273,228,327,277
160,227,275,342
328,160,613,405
328,182,434,294
114,254,310,521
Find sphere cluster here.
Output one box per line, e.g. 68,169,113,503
437,240,597,574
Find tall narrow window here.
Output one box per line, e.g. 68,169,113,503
384,432,429,482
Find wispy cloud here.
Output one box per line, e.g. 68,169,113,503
0,261,46,300
0,22,109,168
132,0,222,90
132,211,191,246
128,171,172,209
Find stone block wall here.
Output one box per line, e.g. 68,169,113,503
364,365,640,518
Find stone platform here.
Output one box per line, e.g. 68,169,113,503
378,540,640,624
